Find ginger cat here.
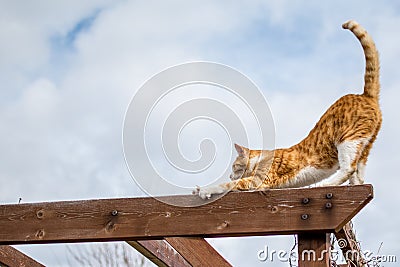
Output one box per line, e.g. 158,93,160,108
196,20,381,199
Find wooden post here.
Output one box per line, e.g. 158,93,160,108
298,233,331,267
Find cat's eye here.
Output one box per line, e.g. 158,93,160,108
233,164,244,168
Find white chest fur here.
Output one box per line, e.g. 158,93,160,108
284,165,339,188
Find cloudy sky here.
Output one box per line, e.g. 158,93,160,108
1,1,400,266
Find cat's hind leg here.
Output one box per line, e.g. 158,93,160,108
349,136,376,185
356,162,366,184
349,137,374,185
349,162,366,185
320,140,366,186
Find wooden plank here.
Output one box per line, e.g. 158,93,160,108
0,245,45,267
0,185,373,245
127,240,191,267
298,233,331,267
165,237,231,267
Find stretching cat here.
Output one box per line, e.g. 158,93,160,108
196,20,381,199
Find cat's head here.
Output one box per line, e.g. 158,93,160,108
229,143,250,180
230,144,273,180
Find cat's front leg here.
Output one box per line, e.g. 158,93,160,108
194,176,266,199
193,183,231,199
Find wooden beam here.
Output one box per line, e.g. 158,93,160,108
298,233,331,267
0,185,373,245
0,245,45,267
128,238,231,267
335,222,366,266
165,237,231,267
127,240,190,267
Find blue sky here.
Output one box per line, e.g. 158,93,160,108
1,1,400,266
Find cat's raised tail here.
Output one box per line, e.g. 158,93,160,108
342,20,380,100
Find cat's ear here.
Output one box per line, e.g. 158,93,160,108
234,143,249,156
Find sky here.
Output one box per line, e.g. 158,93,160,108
1,0,400,266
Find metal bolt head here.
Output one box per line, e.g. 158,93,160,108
111,210,118,216
301,214,309,220
325,202,333,209
326,193,333,199
302,198,310,204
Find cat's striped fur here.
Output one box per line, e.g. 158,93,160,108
196,20,382,199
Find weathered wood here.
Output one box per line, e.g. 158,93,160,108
335,222,366,267
165,237,231,267
128,238,231,267
127,240,191,267
0,185,373,245
298,233,331,267
0,245,45,267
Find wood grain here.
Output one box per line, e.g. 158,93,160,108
0,245,45,267
0,185,373,245
335,222,366,266
165,237,231,267
128,237,231,267
127,240,191,267
298,233,331,267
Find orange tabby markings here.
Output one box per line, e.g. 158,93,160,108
197,20,382,199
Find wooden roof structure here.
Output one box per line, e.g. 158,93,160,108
0,185,373,266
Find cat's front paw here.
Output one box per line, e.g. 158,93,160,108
193,185,226,200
